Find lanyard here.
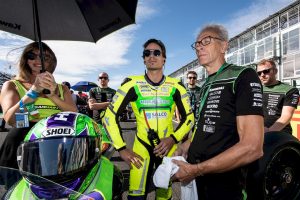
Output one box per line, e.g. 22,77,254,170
197,62,230,117
19,99,25,113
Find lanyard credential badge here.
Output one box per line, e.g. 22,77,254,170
16,99,29,128
15,112,29,128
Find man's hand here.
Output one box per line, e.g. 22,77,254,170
88,98,110,110
172,160,198,184
88,98,97,110
173,140,191,159
153,137,175,157
119,148,144,169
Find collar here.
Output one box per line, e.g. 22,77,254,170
265,80,280,87
208,62,231,78
144,71,165,86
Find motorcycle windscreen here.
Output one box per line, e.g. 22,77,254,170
17,137,101,183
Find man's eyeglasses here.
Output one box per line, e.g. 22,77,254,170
143,49,161,57
26,52,51,61
99,77,108,80
188,77,197,80
257,68,272,76
191,36,223,50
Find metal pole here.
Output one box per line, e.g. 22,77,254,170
32,0,45,72
33,0,50,94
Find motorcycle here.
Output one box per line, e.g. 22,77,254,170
0,112,123,200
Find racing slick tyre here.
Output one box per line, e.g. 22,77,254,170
247,131,300,200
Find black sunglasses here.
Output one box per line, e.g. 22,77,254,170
99,76,108,80
257,68,272,76
188,77,197,80
26,52,51,61
143,49,161,57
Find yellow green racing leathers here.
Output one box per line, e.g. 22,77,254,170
103,74,194,199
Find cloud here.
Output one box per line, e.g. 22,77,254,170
224,0,295,37
49,28,135,75
0,0,158,89
135,0,159,23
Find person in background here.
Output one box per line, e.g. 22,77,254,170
176,71,201,123
172,24,264,200
0,42,77,187
257,59,299,134
78,91,88,102
62,81,90,116
88,72,116,124
104,38,194,199
62,81,77,105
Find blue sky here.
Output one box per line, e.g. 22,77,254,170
0,0,295,90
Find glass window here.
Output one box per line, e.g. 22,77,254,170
295,53,300,74
239,50,245,65
263,23,271,38
282,55,294,78
227,54,238,65
256,21,275,41
283,61,294,78
271,18,279,34
257,44,264,60
282,32,288,55
288,7,299,27
256,25,264,41
228,39,239,54
280,13,288,29
245,50,251,64
289,28,299,52
239,32,254,48
282,28,300,55
290,35,299,52
265,37,273,56
244,45,255,64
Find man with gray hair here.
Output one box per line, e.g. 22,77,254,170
173,24,264,199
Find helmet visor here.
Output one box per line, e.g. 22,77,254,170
17,137,100,183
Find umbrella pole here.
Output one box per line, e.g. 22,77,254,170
33,0,50,94
32,0,45,72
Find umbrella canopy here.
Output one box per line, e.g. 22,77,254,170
0,0,138,43
0,0,137,94
71,81,98,92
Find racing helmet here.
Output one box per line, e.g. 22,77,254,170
17,112,102,187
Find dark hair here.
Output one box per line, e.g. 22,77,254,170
62,81,71,89
187,71,197,77
143,38,166,58
18,42,57,81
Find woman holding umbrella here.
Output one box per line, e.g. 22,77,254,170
0,42,77,187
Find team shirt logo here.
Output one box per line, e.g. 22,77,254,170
145,112,167,119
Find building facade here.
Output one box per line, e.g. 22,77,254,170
170,1,300,88
169,0,300,139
